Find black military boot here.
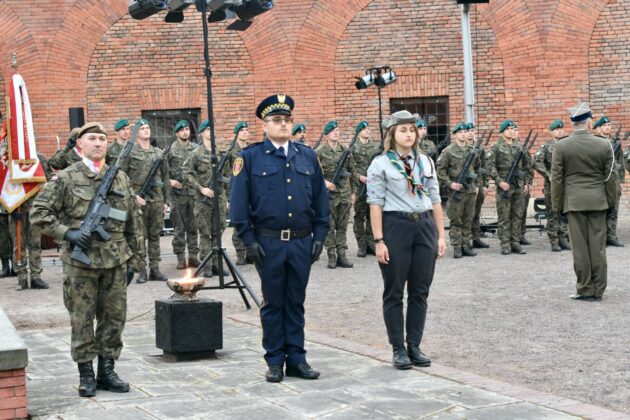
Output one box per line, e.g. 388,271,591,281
188,256,201,268
149,267,168,281
558,238,571,251
176,254,187,269
500,244,511,255
327,252,337,269
236,253,247,265
336,250,353,268
606,238,624,247
392,345,413,370
461,247,477,257
357,243,367,258
510,242,526,254
96,357,130,393
550,241,562,252
472,239,490,249
16,277,28,291
30,277,49,289
136,267,147,284
519,237,531,246
453,247,463,259
0,258,10,278
77,361,96,397
407,344,431,367
212,265,230,277
366,243,376,256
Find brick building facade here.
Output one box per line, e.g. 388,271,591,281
0,0,628,209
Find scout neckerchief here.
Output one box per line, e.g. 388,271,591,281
386,150,430,197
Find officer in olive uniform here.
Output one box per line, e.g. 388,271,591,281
49,127,83,170
183,119,228,277
106,119,131,167
437,123,479,258
487,120,532,255
167,120,200,269
551,103,616,301
119,119,169,282
350,121,379,257
227,122,250,265
30,122,142,397
466,122,490,249
593,116,625,247
533,119,570,252
293,124,306,144
417,118,436,157
316,121,356,269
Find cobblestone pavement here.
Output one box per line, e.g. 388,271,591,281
22,319,626,420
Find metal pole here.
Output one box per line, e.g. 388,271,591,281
377,84,384,142
460,3,475,124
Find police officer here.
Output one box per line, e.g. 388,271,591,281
106,120,131,166
350,121,379,257
119,119,169,282
230,94,329,382
30,122,142,397
227,122,250,265
316,121,356,269
466,123,490,249
49,127,83,170
167,120,200,269
593,116,625,247
417,118,436,157
487,120,532,255
437,123,478,258
533,119,570,252
292,123,306,144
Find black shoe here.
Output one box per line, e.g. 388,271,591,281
510,242,526,254
136,267,147,284
392,345,413,370
78,361,96,397
96,357,130,393
472,239,490,249
336,254,353,268
357,245,367,258
500,246,511,255
236,254,247,265
558,238,571,250
519,237,531,246
212,266,230,277
551,243,562,252
286,362,320,380
176,255,187,270
407,345,431,367
327,255,337,269
366,244,376,255
148,268,168,281
16,278,28,291
30,278,49,289
453,248,463,259
188,256,201,268
0,258,10,278
461,247,477,257
265,365,284,383
202,269,213,278
606,239,625,247
593,296,603,302
569,294,594,302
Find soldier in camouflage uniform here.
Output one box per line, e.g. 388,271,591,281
437,123,478,258
119,119,169,282
466,123,490,249
227,122,250,265
625,143,630,174
106,119,131,167
166,120,200,269
350,121,379,257
316,121,356,269
292,123,306,144
513,124,534,246
0,205,13,277
49,127,83,170
487,120,532,255
417,118,436,158
593,116,625,247
533,119,570,252
30,122,142,398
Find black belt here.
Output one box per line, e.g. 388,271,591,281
384,211,431,222
257,227,312,241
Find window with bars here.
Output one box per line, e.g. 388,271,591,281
390,96,450,146
141,108,201,148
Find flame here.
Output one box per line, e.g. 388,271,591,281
185,268,192,279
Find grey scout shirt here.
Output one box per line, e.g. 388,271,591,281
367,153,441,213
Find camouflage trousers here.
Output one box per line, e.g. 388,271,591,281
353,195,374,248
325,193,351,254
446,191,476,248
520,191,530,237
194,200,225,271
63,264,127,363
0,213,12,259
140,200,164,269
543,185,568,243
606,184,622,241
471,187,485,241
8,212,43,280
171,193,199,258
495,188,525,246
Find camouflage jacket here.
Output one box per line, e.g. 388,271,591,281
605,135,625,183
316,141,356,196
166,140,198,197
436,142,479,194
48,147,82,170
29,162,143,269
183,144,227,203
350,138,380,191
106,140,125,167
486,138,533,187
419,136,437,157
532,139,556,182
119,143,169,203
624,145,630,174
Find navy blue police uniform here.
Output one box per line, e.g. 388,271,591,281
230,95,329,379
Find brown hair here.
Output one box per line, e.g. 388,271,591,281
383,123,420,153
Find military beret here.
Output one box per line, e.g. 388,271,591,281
256,94,294,120
382,111,419,131
592,116,609,129
198,119,210,132
499,119,516,133
137,118,150,127
292,123,306,136
173,119,189,133
549,119,564,131
70,127,81,140
114,119,129,131
355,121,369,135
452,123,466,134
233,121,248,134
415,118,427,128
465,122,475,130
323,120,339,135
77,122,106,138
568,102,592,123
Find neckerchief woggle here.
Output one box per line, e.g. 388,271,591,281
386,150,430,197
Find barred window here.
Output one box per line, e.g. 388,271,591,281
390,96,449,146
141,108,201,148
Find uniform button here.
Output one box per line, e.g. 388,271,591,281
288,195,293,200
287,178,291,183
288,213,293,218
286,163,290,168
263,172,267,175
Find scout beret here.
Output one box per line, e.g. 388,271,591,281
415,118,427,128
452,123,466,134
137,118,150,127
355,121,369,135
592,116,609,129
292,123,306,136
70,127,81,140
233,121,248,134
568,102,592,123
114,119,129,131
77,122,107,138
549,119,564,131
198,119,210,132
256,94,294,120
323,121,339,135
499,119,516,133
173,119,189,133
382,111,420,131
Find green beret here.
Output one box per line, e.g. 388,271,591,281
415,118,427,128
592,116,609,129
137,118,150,127
234,121,248,134
549,119,564,131
198,119,210,132
452,123,466,134
292,123,306,136
499,119,516,133
354,121,369,135
173,119,189,133
323,120,338,135
465,122,475,130
114,119,129,131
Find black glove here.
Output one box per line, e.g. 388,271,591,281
246,242,266,267
64,229,92,249
311,240,324,264
65,136,77,151
606,207,617,220
126,265,135,286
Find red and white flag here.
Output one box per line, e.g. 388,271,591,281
0,74,46,213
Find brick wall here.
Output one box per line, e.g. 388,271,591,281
0,369,27,420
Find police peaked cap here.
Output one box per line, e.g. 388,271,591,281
323,121,339,135
499,119,517,133
292,123,306,136
173,120,189,133
256,94,294,120
549,119,564,131
355,121,369,135
198,119,210,132
381,111,419,131
234,121,248,134
114,119,129,132
592,116,610,129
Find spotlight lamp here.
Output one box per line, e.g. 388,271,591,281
375,69,397,88
129,0,169,20
355,73,375,90
355,65,397,90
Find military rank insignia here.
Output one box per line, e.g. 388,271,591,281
233,157,244,176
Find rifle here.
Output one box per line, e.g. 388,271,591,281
70,122,140,266
313,131,325,150
499,129,535,199
612,129,628,156
358,136,385,198
330,134,358,188
189,118,200,145
430,134,451,161
201,134,238,205
138,141,171,199
450,130,493,201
